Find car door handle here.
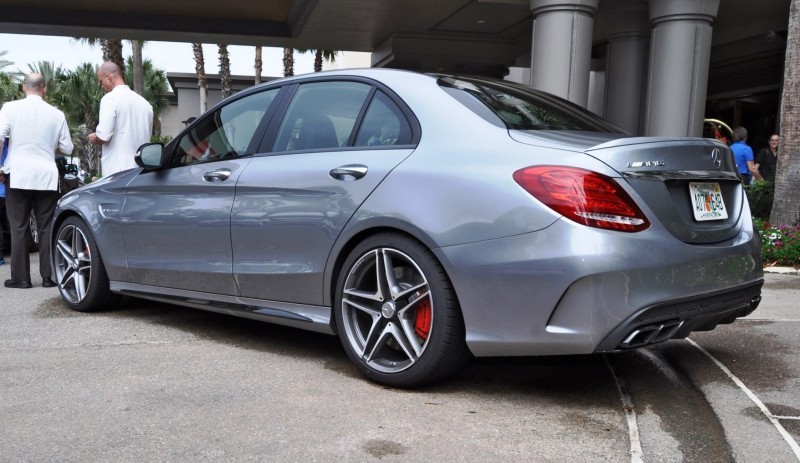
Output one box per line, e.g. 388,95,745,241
203,168,232,182
329,165,368,180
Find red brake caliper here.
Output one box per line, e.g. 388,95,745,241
414,298,432,340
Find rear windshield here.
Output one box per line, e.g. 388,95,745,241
438,76,624,134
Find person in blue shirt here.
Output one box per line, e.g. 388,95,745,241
730,126,760,184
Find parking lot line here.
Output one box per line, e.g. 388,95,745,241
687,338,800,460
605,355,644,463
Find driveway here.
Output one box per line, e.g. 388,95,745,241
1,254,798,462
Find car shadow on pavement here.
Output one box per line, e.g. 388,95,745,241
435,354,623,402
32,294,633,398
33,293,696,405
37,295,346,356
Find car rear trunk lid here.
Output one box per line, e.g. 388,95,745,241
512,132,744,244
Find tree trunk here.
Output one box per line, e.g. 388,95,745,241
111,40,124,74
283,47,294,77
132,40,145,95
152,117,162,138
192,43,208,114
100,40,113,62
314,49,323,72
102,39,125,74
255,46,262,85
84,108,100,176
772,0,800,225
218,44,232,99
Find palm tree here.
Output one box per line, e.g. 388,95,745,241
24,61,63,102
314,50,337,72
0,51,20,105
254,46,262,85
124,57,169,137
131,40,145,95
283,47,294,77
54,63,103,176
772,0,800,225
74,37,145,97
218,44,232,99
0,72,20,106
0,50,12,70
74,38,125,74
103,39,125,74
297,48,338,73
192,43,208,114
25,61,62,84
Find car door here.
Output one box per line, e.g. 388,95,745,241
232,81,418,305
121,88,282,294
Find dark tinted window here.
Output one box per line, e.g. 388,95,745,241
438,76,624,133
354,91,412,147
273,81,371,152
174,89,278,165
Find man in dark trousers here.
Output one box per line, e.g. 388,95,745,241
0,73,74,288
0,139,7,266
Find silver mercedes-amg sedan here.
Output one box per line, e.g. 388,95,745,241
51,69,763,387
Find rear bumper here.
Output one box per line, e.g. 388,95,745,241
593,280,762,352
434,216,763,357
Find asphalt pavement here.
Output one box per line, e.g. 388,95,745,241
1,254,798,462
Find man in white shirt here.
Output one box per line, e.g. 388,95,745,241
0,73,74,289
88,61,153,177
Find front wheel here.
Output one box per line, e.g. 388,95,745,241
335,234,471,387
53,216,118,312
28,211,39,252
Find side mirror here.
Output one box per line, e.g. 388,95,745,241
135,143,165,169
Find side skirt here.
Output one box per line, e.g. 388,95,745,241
109,281,335,335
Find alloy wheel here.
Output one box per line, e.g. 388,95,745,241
54,223,92,304
340,247,433,374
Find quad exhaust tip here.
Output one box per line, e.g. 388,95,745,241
620,320,684,349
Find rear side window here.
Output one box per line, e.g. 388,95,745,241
354,91,412,147
273,82,371,152
438,76,624,133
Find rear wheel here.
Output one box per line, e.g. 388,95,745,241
335,233,471,387
53,216,118,312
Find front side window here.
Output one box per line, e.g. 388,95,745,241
273,81,371,152
174,89,279,165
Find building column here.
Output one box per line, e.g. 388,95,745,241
529,0,599,107
602,0,650,135
644,0,720,137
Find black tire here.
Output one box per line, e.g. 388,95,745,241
335,233,472,387
28,211,39,252
52,216,119,312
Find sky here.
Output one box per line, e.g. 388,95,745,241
0,33,318,78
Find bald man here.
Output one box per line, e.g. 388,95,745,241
88,62,153,176
0,73,74,288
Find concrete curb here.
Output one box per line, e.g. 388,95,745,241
763,266,800,275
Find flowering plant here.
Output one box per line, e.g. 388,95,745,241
755,219,800,267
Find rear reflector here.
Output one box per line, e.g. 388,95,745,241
513,166,650,232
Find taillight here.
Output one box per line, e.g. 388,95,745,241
513,166,650,232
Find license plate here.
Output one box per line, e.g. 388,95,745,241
689,182,728,221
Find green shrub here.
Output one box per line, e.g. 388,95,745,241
745,179,774,220
755,218,800,268
151,134,173,145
